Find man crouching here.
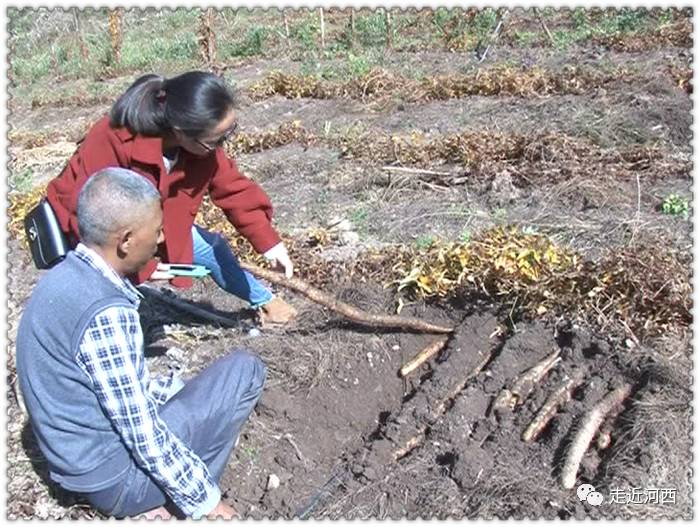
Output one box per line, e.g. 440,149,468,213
16,167,266,519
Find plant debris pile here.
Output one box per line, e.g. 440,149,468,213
249,66,638,102
8,190,690,340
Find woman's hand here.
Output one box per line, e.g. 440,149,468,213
263,242,294,278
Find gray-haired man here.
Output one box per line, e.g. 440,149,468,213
16,167,265,519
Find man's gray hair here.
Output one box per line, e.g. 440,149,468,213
77,167,161,246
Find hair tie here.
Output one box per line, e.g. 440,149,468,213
155,89,166,103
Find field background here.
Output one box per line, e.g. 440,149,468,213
6,7,693,520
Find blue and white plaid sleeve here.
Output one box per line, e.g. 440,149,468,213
148,372,185,405
75,305,220,518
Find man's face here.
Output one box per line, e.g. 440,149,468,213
122,201,164,274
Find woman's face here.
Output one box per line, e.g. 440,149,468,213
177,108,238,157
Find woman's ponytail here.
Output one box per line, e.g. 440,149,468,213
110,74,170,136
110,71,236,138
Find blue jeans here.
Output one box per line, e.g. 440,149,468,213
82,350,267,518
192,225,273,308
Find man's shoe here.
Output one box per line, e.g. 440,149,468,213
259,296,297,325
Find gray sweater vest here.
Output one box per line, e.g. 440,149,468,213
16,251,136,492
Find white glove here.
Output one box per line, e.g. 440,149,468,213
263,242,294,278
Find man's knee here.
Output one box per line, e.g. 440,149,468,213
220,349,267,393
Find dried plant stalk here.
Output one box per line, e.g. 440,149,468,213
561,383,633,489
399,336,449,377
240,262,454,334
197,8,217,68
522,374,583,442
108,8,124,64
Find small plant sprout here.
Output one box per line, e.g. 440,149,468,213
661,193,689,218
415,234,436,250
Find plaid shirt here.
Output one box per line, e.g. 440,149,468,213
73,244,220,517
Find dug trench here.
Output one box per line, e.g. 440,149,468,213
128,273,651,520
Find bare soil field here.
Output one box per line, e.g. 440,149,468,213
5,7,693,520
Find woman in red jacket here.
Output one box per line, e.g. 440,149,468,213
46,71,297,324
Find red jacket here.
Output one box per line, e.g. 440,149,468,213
46,116,281,288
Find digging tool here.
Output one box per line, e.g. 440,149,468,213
239,262,454,334
157,263,211,278
138,284,239,328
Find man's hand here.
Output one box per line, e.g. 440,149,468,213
263,242,294,278
206,500,239,519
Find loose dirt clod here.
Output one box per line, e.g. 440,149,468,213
561,383,633,489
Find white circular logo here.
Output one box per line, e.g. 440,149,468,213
577,483,595,501
587,491,604,506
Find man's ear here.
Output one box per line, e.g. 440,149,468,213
115,228,134,259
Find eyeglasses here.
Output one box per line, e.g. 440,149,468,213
193,122,239,152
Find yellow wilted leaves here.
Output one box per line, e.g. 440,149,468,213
391,226,576,304
393,242,471,297
8,185,47,242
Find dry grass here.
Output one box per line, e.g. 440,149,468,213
248,65,650,103
595,343,692,519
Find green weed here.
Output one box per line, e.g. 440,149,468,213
291,17,319,50
355,11,387,47
8,169,35,194
350,207,370,233
224,26,269,57
415,234,436,249
347,52,372,77
661,194,689,218
513,30,539,46
492,208,507,223
458,230,472,243
238,445,258,461
472,8,499,38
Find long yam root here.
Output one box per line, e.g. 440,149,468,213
561,383,633,489
240,262,454,334
595,401,626,450
492,350,561,412
522,373,583,442
393,351,493,460
399,337,449,377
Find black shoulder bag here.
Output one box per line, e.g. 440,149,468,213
24,198,69,269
